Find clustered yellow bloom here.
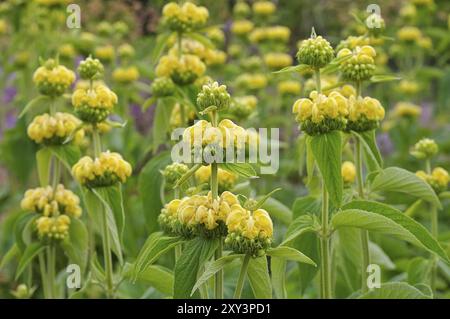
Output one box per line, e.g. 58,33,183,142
33,62,75,97
252,1,276,16
183,119,257,153
0,19,8,35
416,167,449,193
225,205,273,257
162,1,208,32
112,66,140,84
21,184,82,240
58,44,76,59
159,191,240,238
399,80,420,95
72,151,132,187
341,161,356,184
203,49,227,66
72,83,118,123
411,138,438,159
336,84,356,98
236,73,268,90
231,20,254,35
337,45,376,81
346,95,385,131
27,112,84,145
156,54,206,85
206,27,225,46
249,26,290,43
95,45,115,63
21,184,82,218
229,95,258,118
195,165,238,192
264,52,293,69
392,102,422,119
397,26,422,42
292,90,348,135
277,81,302,96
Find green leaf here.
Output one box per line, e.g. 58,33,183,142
357,282,431,299
407,257,430,285
48,145,81,171
220,163,257,178
309,131,343,207
15,242,45,280
271,257,287,299
173,237,219,299
370,167,441,209
125,263,174,296
19,96,51,118
266,246,316,266
14,212,38,252
0,244,19,270
152,97,175,151
281,214,316,245
191,254,243,296
36,148,52,186
370,74,401,83
91,186,125,264
186,32,215,48
132,232,184,280
336,200,449,263
248,256,272,298
272,64,310,74
61,218,88,272
138,151,172,233
142,96,156,110
352,130,383,173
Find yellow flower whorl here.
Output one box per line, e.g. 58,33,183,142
264,52,293,69
337,45,376,82
94,45,115,63
225,205,273,257
416,167,449,193
72,83,118,123
156,54,206,86
231,19,254,36
342,161,356,184
392,102,422,119
252,1,276,16
33,62,75,97
112,66,140,84
346,95,385,132
235,73,268,91
162,1,209,32
292,90,348,135
277,81,301,96
72,151,132,187
249,26,290,43
27,112,84,145
21,184,82,240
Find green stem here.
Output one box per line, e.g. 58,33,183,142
356,81,362,97
92,129,102,157
38,253,49,298
92,128,113,298
234,254,251,299
180,103,187,127
314,68,321,93
52,157,61,190
320,182,332,299
355,138,370,293
425,159,431,175
101,200,114,298
215,239,223,299
430,205,438,293
46,245,56,299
